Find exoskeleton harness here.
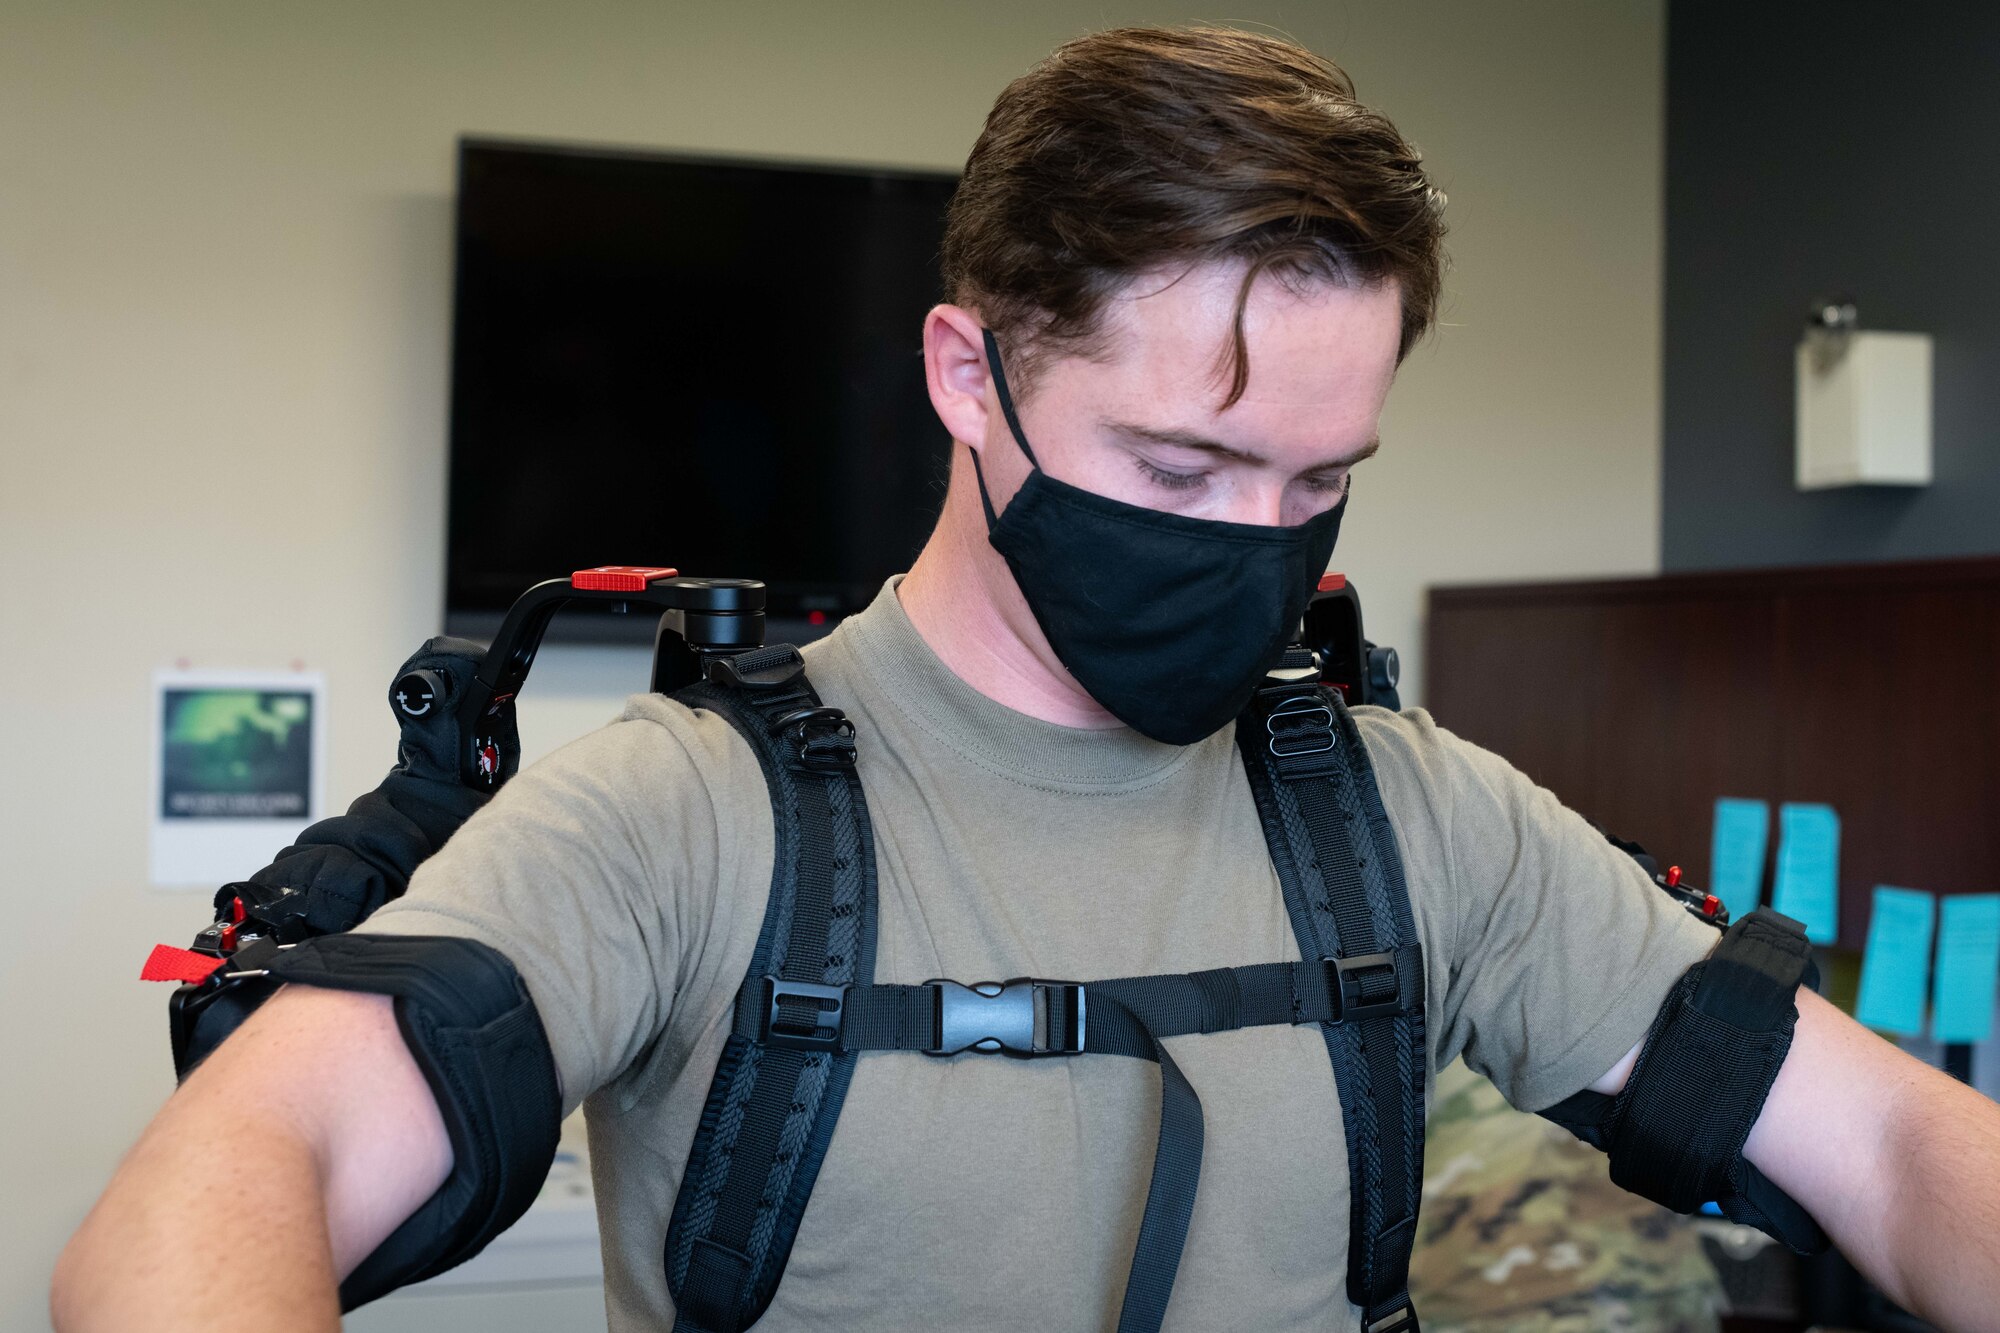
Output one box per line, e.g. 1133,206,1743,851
146,566,1825,1332
661,643,1427,1333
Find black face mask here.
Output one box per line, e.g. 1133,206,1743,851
971,329,1345,746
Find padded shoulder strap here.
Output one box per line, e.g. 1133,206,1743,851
661,646,881,1333
1238,665,1427,1333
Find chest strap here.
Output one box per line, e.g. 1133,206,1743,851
731,951,1423,1057
725,948,1421,1333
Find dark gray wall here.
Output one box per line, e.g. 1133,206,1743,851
1663,3,2000,571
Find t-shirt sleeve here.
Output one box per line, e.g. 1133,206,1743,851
353,698,745,1113
1357,708,1719,1112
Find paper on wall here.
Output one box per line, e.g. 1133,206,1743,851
1772,802,1840,945
1709,797,1770,923
150,669,326,888
1933,894,2000,1045
1854,885,1935,1037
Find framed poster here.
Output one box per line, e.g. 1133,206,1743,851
150,669,327,887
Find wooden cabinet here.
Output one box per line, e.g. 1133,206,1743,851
1425,559,2000,946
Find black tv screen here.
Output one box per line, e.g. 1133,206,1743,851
446,139,958,638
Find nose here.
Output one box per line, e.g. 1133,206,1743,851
1222,483,1291,529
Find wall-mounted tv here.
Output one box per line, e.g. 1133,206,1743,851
446,138,959,639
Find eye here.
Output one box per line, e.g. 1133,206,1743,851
1302,472,1350,496
1134,457,1208,491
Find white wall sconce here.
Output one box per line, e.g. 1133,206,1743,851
1795,299,1932,490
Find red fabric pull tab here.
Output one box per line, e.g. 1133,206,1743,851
141,944,227,984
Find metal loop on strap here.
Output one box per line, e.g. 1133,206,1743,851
1367,1297,1422,1333
1265,695,1337,758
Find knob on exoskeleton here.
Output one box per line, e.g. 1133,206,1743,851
392,669,446,720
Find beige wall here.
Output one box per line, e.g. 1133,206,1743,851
0,2,1662,1325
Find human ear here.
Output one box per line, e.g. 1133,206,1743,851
922,304,994,452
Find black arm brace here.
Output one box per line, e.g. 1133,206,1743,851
267,932,563,1311
1537,907,1829,1253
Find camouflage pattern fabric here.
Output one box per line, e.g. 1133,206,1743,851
1408,1060,1724,1333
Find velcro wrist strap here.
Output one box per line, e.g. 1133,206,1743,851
269,933,562,1310
1691,908,1821,1026
1602,908,1814,1217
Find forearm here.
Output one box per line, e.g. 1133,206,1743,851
1867,1070,2000,1331
1743,990,2000,1332
53,987,450,1332
53,1085,343,1332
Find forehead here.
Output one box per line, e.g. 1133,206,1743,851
1078,260,1403,437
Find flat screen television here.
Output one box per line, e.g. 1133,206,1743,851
446,138,959,640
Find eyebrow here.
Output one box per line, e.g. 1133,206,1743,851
1105,421,1381,472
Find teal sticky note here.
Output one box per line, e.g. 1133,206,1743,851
1773,803,1841,944
1933,894,2000,1044
1709,798,1770,922
1855,886,1936,1036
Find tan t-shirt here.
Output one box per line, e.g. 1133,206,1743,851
361,580,1716,1331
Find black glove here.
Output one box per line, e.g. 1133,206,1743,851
230,636,508,936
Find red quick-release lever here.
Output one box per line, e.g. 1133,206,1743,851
1702,895,1722,918
140,944,227,985
1664,865,1683,889
571,566,679,593
1317,572,1348,593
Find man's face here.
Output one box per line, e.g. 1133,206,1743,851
980,261,1403,528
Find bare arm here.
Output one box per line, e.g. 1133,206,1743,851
52,986,452,1332
1744,989,2000,1331
1593,989,2000,1331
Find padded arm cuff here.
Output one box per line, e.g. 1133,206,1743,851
1538,908,1827,1253
268,933,563,1310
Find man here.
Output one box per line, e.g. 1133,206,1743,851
54,25,2000,1333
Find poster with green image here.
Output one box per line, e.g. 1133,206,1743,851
151,670,324,887
160,688,314,819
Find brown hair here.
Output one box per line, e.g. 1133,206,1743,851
942,26,1447,405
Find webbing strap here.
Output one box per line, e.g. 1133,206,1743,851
662,651,878,1333
729,953,1424,1054
1240,674,1428,1332
728,950,1421,1333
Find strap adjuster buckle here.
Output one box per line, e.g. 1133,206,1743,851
925,978,1086,1057
1328,951,1406,1023
771,706,857,771
1266,694,1336,758
760,976,848,1051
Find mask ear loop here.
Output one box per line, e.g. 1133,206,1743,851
968,328,1040,529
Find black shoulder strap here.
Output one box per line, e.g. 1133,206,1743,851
1237,658,1428,1333
660,645,880,1333
659,643,1422,1333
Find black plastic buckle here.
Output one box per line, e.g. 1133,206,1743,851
1265,693,1336,758
925,978,1086,1057
707,646,806,691
771,706,857,771
760,976,848,1051
1329,951,1405,1023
